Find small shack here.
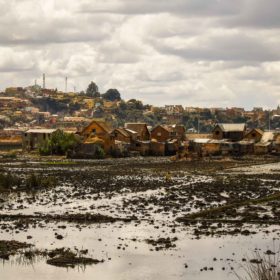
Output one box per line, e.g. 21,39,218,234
22,129,58,151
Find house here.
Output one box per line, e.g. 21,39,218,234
212,123,246,142
243,128,264,143
151,124,186,142
150,140,165,156
254,131,275,154
151,125,172,142
134,141,151,156
189,139,223,156
166,139,179,155
111,128,132,143
125,123,150,141
0,128,24,151
232,140,255,156
79,120,113,153
22,128,58,151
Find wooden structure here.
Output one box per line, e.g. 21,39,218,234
22,128,58,151
80,120,113,153
125,123,150,141
212,123,246,142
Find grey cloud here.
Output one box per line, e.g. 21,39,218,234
80,0,241,17
0,0,280,109
152,33,280,62
221,0,280,28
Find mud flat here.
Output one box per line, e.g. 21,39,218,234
1,156,280,280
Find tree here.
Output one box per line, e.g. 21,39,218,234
39,130,79,156
102,89,121,101
86,81,100,98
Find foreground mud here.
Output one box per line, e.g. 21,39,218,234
1,156,280,280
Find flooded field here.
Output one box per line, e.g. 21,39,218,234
1,156,280,280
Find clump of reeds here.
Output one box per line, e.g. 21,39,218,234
235,246,280,280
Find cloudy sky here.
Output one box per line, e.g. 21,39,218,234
1,0,280,108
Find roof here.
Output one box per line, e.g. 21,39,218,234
112,128,130,138
244,128,264,138
125,123,149,135
193,138,228,144
151,125,172,133
186,134,212,140
260,131,274,143
124,128,138,135
25,129,57,134
84,136,104,144
216,123,246,132
82,120,111,134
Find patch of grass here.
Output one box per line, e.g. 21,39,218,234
0,173,57,192
0,240,32,260
45,248,103,268
41,161,78,166
235,247,280,280
177,191,280,222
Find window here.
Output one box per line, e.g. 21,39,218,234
252,133,256,137
215,131,220,135
92,128,96,133
157,132,161,136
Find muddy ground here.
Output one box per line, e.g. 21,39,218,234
1,155,280,279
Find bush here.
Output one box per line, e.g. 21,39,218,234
94,145,105,159
40,131,79,156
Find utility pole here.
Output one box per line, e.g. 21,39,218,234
268,110,271,131
197,115,200,133
65,77,68,93
43,73,45,89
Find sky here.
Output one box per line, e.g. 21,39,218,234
0,0,280,109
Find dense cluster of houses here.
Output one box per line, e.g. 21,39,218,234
15,120,280,158
189,123,280,157
21,121,186,157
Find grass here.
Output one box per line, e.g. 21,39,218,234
235,247,280,280
0,172,57,192
41,161,78,166
177,191,280,222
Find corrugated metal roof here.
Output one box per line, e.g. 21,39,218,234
217,123,246,132
26,129,57,134
260,132,274,143
193,138,228,144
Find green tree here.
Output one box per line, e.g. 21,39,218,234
86,81,100,98
40,130,79,156
102,89,121,101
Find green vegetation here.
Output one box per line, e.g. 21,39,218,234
177,191,280,222
235,249,280,280
0,172,57,192
0,240,32,260
39,130,79,156
86,81,100,98
102,88,121,101
41,161,77,166
46,248,102,267
94,145,106,159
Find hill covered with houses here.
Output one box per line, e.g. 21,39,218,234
1,81,280,158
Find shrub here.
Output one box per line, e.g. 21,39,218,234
94,145,105,159
40,131,79,156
